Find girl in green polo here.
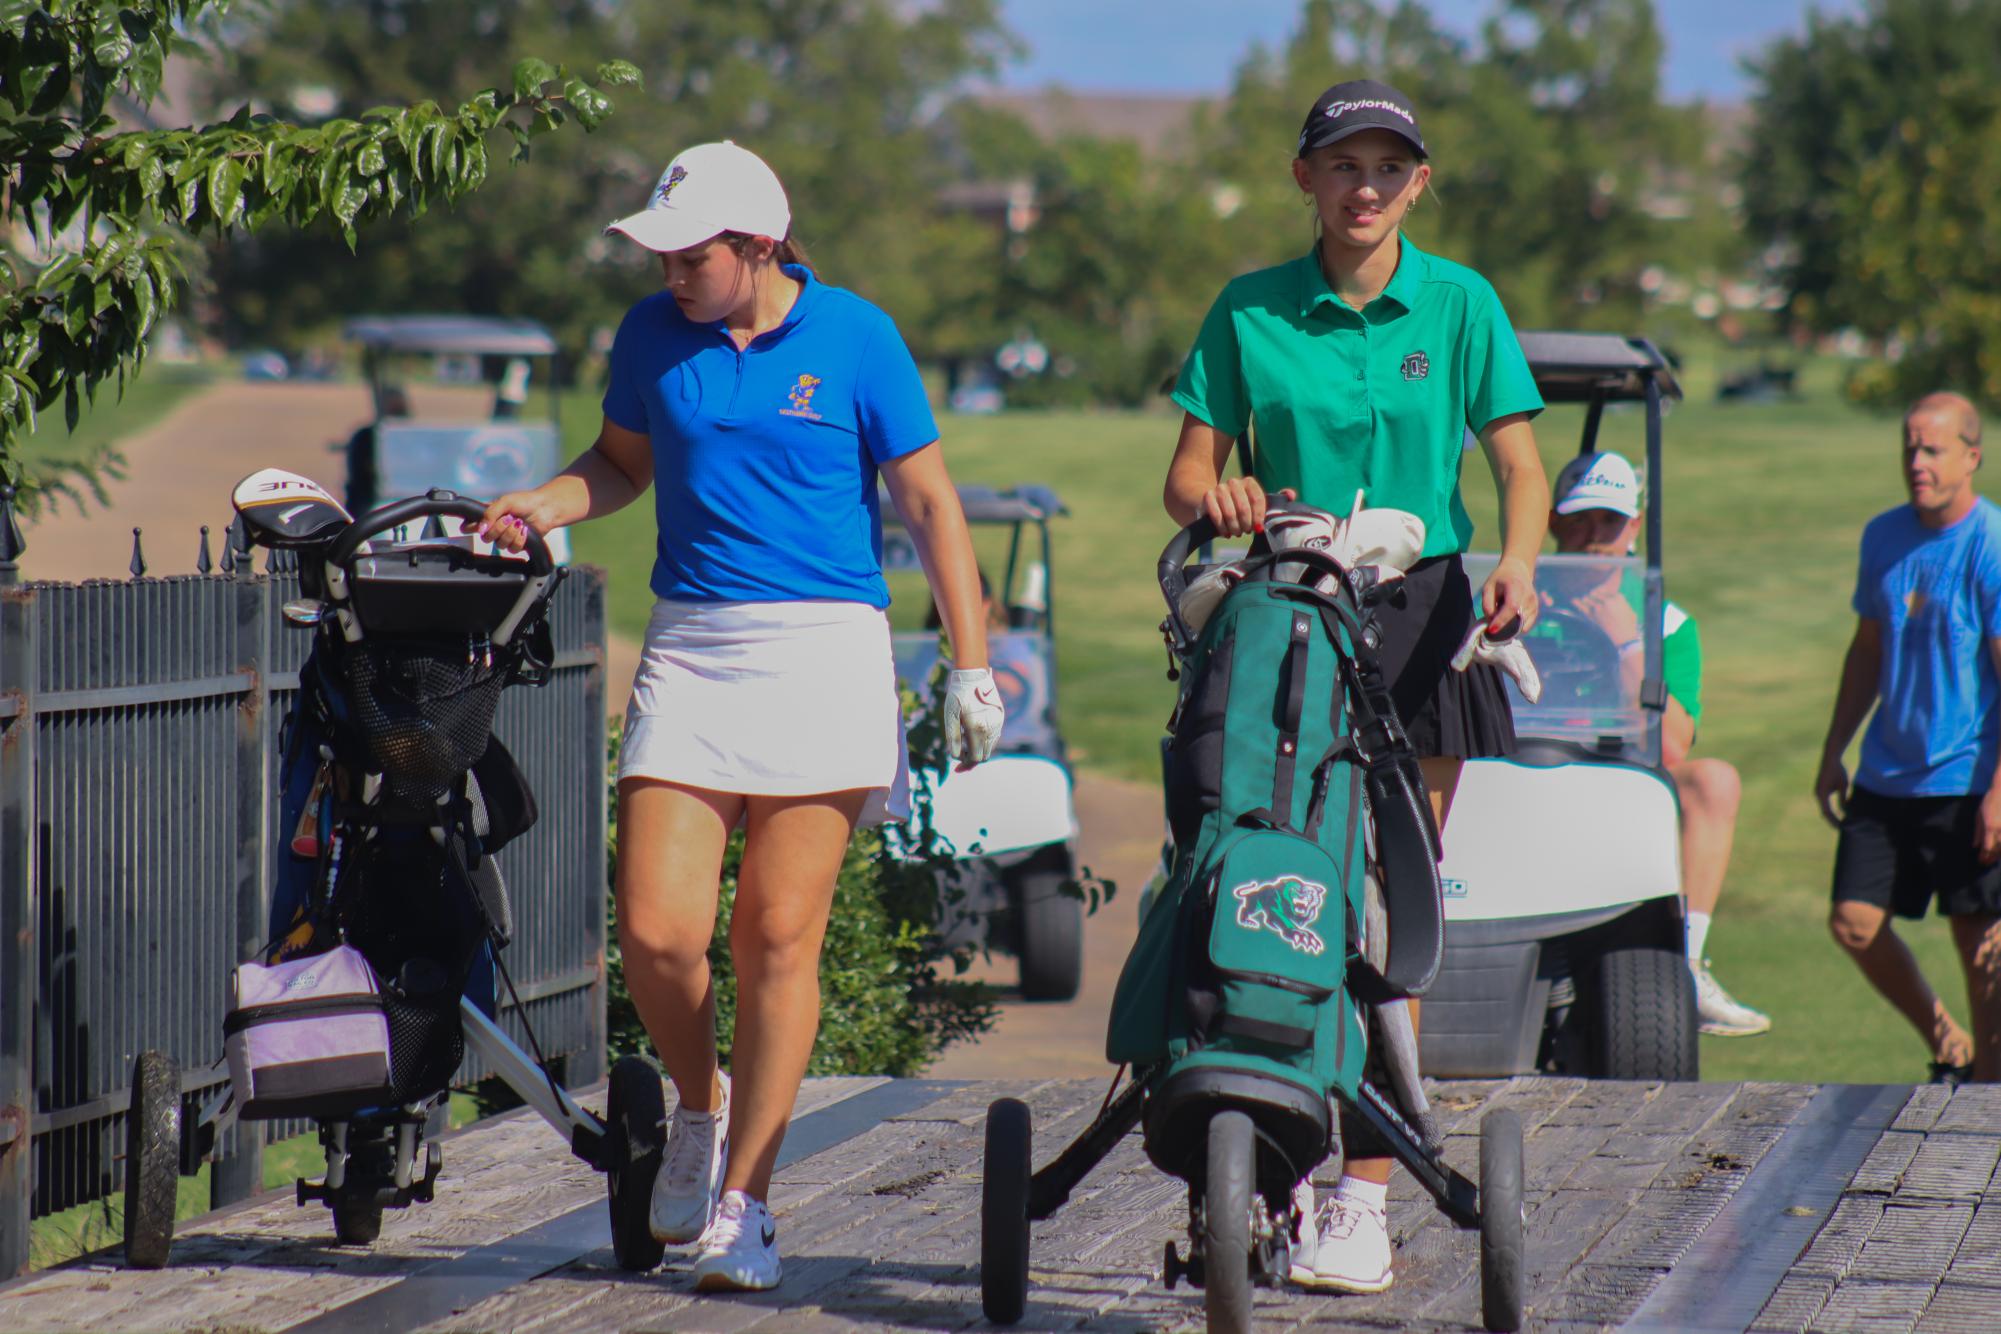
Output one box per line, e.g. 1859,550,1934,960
1164,77,1549,1296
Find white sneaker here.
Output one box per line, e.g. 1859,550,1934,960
1290,1178,1318,1260
1692,960,1772,1037
649,1072,730,1244
691,1189,782,1292
1290,1193,1394,1294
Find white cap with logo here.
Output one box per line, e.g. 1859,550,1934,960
1552,451,1642,518
605,141,791,253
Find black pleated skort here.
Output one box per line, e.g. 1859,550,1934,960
1370,553,1516,760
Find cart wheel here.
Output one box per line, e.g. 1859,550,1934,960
605,1055,668,1272
1014,853,1082,1002
123,1051,181,1270
332,1194,383,1246
1588,944,1699,1080
1480,1108,1526,1333
1203,1110,1254,1334
981,1097,1032,1325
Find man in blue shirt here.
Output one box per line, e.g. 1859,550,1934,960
1818,392,2001,1085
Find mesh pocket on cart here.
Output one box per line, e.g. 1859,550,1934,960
344,637,508,804
383,980,464,1102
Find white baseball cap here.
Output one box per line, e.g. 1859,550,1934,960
605,141,791,253
1552,451,1642,518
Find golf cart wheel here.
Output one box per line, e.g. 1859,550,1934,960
981,1097,1033,1325
1203,1110,1254,1334
1013,853,1082,1002
1479,1109,1526,1333
605,1055,668,1272
123,1051,181,1270
1590,944,1699,1080
332,1193,383,1246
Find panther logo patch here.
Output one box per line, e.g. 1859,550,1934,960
1401,351,1429,381
654,164,688,205
1232,875,1329,955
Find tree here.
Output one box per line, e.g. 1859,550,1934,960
201,0,1011,373
1741,0,2001,408
1190,0,1701,330
0,0,636,507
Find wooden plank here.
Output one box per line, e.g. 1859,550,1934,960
1939,1200,2001,1288
1931,1084,2001,1136
1852,1132,1927,1196
1851,1203,1977,1285
1917,1283,2001,1334
1808,1278,1932,1333
1897,1136,2001,1203
1748,1272,1837,1333
1792,1195,1890,1279
1893,1085,1954,1133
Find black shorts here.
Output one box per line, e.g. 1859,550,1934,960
1371,554,1516,760
1831,785,2001,919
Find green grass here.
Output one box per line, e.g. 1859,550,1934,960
567,354,1977,1086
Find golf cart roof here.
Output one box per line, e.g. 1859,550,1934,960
343,315,559,358
1518,331,1682,405
884,484,1068,525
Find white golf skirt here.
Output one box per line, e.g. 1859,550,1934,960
619,598,911,827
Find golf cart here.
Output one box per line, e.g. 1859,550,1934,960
340,315,571,564
884,485,1083,1001
1422,332,1699,1081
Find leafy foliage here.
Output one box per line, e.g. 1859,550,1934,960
0,0,635,501
1741,0,2001,409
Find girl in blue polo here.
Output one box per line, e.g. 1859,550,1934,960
1165,79,1549,1295
476,141,1001,1294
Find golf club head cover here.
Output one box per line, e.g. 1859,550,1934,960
1177,563,1243,636
1450,619,1543,704
944,667,1005,766
1262,503,1341,591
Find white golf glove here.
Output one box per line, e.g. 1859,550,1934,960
1451,620,1543,704
944,668,1005,767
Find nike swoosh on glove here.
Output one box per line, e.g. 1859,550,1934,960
1450,622,1543,704
944,668,1006,767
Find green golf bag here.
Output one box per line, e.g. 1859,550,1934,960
1109,528,1444,1184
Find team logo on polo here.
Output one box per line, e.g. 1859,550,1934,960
1232,875,1329,955
654,164,688,204
780,373,823,420
1401,352,1430,381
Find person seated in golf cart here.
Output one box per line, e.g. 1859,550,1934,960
1544,450,1771,1037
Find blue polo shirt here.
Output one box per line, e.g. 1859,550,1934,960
1853,499,2001,796
602,265,939,606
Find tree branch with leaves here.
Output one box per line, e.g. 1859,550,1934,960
0,0,637,505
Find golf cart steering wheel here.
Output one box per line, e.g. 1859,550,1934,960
323,488,557,647
1525,606,1628,709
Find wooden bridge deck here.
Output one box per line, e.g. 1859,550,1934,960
4,1076,1999,1332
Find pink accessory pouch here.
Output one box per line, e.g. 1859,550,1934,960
224,945,395,1120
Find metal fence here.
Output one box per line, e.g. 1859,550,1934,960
0,513,609,1276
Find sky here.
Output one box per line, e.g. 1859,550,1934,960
993,0,1864,102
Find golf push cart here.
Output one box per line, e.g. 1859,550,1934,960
122,470,670,1270
1425,331,1699,1081
883,484,1085,1001
340,314,573,565
979,512,1527,1334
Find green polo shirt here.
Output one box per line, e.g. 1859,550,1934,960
1172,238,1544,557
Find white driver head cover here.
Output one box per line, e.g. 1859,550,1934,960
1332,508,1425,575
1262,504,1340,591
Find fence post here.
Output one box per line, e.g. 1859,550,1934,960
577,575,609,1087
0,486,38,1276
211,556,270,1207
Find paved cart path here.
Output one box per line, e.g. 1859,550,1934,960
5,1077,1998,1332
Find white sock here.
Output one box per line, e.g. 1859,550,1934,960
1686,912,1712,964
1335,1176,1389,1213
